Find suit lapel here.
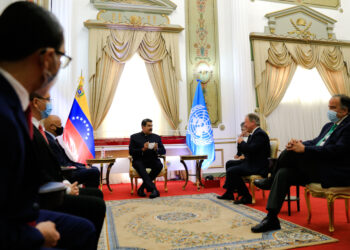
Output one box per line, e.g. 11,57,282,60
0,75,30,140
324,115,350,145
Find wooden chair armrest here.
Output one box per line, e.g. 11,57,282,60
158,155,167,170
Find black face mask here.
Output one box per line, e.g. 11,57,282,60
55,126,64,136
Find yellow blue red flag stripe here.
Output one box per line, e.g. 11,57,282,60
63,75,95,163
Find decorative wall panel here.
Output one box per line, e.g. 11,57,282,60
186,0,221,127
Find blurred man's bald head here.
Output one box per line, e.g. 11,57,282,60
44,115,62,136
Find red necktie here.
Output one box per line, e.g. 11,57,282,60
25,107,33,140
25,107,36,226
38,124,49,144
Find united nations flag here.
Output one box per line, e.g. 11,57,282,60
186,80,215,169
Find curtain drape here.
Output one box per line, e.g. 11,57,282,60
88,29,181,132
316,63,350,96
252,40,350,131
256,62,297,130
138,32,180,132
90,50,124,130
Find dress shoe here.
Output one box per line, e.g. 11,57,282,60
233,195,252,205
251,216,281,233
149,189,160,199
254,177,273,190
217,192,234,200
137,187,146,197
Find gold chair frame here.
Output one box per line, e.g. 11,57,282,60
129,155,168,194
304,183,350,232
242,138,279,204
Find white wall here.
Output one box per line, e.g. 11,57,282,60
0,0,16,13
2,0,350,180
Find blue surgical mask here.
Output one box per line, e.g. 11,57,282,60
41,102,52,119
327,110,339,123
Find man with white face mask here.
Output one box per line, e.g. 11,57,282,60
0,2,96,249
252,94,350,233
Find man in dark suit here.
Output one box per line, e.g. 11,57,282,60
129,118,166,198
252,94,350,233
217,113,270,204
0,2,96,249
44,115,100,188
30,92,106,245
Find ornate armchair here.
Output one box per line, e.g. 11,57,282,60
242,138,279,204
304,183,350,232
128,155,168,194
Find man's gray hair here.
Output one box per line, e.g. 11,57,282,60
247,113,260,126
332,94,350,111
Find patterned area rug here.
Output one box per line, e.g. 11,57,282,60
98,193,337,249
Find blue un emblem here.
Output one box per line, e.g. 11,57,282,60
187,105,214,145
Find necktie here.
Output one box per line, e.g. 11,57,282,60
38,124,49,144
25,107,33,140
316,123,337,146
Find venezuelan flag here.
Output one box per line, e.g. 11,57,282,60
63,75,95,163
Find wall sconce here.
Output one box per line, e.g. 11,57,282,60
195,61,213,84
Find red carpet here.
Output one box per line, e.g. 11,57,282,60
102,179,350,249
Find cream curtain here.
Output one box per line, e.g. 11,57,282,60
89,30,145,129
316,63,350,95
90,51,124,130
88,29,181,131
252,40,350,130
256,62,297,130
138,32,180,132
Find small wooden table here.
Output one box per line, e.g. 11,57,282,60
86,158,116,192
180,155,208,191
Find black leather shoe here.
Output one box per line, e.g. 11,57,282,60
149,189,160,199
251,216,281,233
254,177,273,190
217,193,234,200
137,187,146,197
233,195,252,205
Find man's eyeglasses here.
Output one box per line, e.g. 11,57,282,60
55,50,72,69
37,96,52,102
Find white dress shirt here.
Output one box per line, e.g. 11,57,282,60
0,67,29,111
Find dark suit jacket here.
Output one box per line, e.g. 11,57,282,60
33,126,64,184
303,115,350,187
237,127,271,176
129,132,166,162
0,74,44,248
46,132,85,168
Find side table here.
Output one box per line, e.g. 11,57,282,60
180,155,207,191
86,158,116,192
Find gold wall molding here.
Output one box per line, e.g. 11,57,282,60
214,141,236,145
250,32,350,47
209,148,224,168
86,0,183,32
264,5,337,40
90,0,177,15
256,0,341,10
84,21,183,33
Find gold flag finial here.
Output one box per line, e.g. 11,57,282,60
79,69,84,83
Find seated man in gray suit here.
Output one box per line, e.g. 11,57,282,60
252,94,350,233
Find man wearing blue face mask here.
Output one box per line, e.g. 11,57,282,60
31,92,53,119
251,94,350,233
